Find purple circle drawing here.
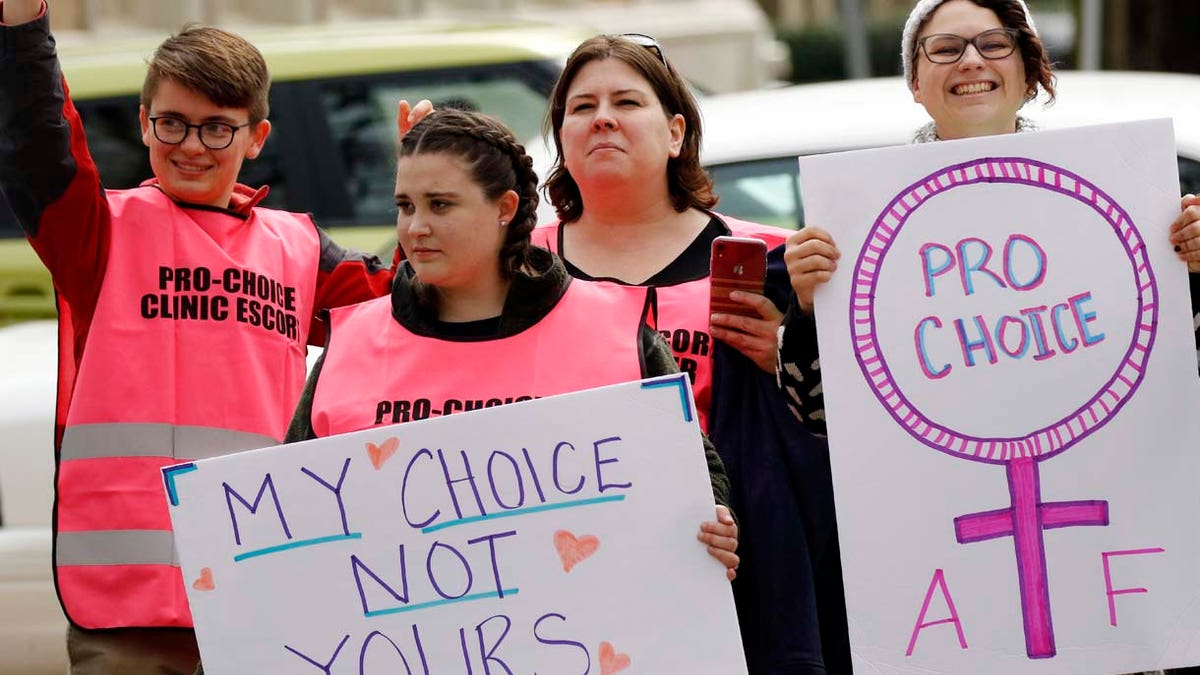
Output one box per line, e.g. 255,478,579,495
852,156,1157,466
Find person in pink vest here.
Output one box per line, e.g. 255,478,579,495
533,34,845,675
285,106,738,569
0,1,427,672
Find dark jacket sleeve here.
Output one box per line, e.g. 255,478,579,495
761,240,828,437
709,246,850,673
639,323,732,512
0,7,108,322
777,299,828,437
284,350,324,443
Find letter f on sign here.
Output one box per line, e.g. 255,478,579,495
1102,548,1165,626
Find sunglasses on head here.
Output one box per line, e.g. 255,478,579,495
619,33,667,67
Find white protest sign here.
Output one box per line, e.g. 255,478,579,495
799,120,1200,673
163,374,746,674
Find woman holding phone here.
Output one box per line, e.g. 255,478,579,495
534,34,848,674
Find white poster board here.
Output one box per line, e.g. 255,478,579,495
799,120,1200,673
164,374,747,674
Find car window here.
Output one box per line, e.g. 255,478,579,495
74,98,149,191
1180,156,1200,197
709,156,804,231
0,97,151,237
0,194,16,239
316,64,556,226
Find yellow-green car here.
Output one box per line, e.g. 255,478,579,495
0,20,581,325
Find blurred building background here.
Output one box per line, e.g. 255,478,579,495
1088,0,1200,73
757,0,1199,82
42,0,1200,96
42,0,789,94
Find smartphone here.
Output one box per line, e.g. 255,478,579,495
710,236,767,318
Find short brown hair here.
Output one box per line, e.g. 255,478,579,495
141,25,271,122
542,35,716,223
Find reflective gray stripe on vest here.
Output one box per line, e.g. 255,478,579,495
56,530,179,567
60,423,279,462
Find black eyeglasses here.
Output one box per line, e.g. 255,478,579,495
918,27,1020,65
147,116,252,150
619,33,667,67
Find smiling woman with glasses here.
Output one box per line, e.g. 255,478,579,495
777,4,1056,670
902,0,1055,142
780,0,1057,338
779,5,1200,673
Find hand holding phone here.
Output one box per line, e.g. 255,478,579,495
710,236,767,318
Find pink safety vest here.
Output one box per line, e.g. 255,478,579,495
312,280,648,437
532,213,788,432
55,186,319,629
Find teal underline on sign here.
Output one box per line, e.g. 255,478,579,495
366,588,520,618
234,532,363,562
421,495,627,534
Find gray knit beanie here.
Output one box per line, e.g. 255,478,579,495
901,0,1037,92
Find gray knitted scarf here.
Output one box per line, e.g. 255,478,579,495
911,115,1039,144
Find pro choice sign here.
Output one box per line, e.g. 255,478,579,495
165,376,747,674
852,156,1151,658
800,119,1200,674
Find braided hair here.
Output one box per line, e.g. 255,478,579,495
397,108,541,277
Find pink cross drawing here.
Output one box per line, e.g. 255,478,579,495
953,455,1108,657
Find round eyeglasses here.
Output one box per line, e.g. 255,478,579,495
918,27,1019,65
148,116,252,150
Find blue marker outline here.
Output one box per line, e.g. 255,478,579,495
641,374,694,422
365,588,520,618
422,495,625,534
233,532,363,562
162,464,198,507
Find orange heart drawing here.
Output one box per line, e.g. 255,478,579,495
599,641,631,675
192,567,215,591
554,529,600,573
366,437,399,470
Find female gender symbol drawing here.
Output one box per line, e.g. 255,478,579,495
852,157,1157,659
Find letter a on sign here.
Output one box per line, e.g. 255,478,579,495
906,568,968,657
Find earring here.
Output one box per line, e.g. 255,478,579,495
499,220,507,227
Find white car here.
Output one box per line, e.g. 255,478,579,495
0,319,325,674
699,71,1200,230
0,319,66,673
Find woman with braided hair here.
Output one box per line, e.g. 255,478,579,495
282,106,739,570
